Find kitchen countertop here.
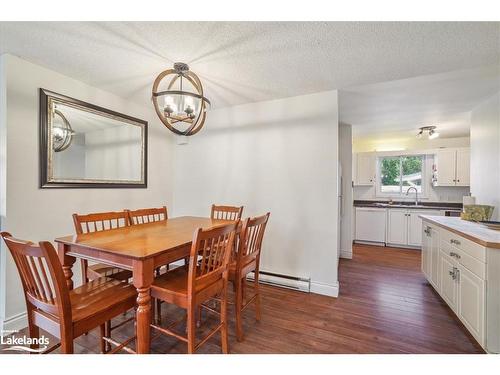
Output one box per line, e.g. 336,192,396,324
420,215,500,249
354,200,462,211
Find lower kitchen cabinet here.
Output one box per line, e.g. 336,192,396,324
387,209,407,245
458,265,485,342
439,249,458,311
422,223,440,287
387,209,441,247
421,218,493,352
421,225,431,278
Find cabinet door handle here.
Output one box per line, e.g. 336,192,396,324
450,239,461,245
449,251,461,259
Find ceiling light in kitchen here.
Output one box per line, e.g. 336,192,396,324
417,126,439,140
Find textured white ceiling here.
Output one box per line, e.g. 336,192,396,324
0,22,499,110
340,64,500,140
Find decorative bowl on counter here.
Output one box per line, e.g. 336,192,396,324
461,205,495,222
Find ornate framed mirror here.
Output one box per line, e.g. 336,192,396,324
39,89,148,188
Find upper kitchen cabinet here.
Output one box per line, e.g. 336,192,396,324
354,153,376,186
455,148,470,186
433,148,470,187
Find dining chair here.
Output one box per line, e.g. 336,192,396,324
0,232,137,354
126,206,168,225
230,213,270,341
72,211,133,284
210,204,244,221
150,221,238,354
73,210,134,348
125,206,170,323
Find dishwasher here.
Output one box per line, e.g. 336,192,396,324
354,207,387,245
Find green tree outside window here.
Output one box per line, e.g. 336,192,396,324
380,155,423,194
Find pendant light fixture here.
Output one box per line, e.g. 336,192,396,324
417,126,440,140
151,62,211,136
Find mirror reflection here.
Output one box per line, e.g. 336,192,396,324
40,89,147,188
50,102,144,182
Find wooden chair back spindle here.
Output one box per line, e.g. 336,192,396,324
210,205,244,221
72,211,130,235
126,206,168,225
188,222,238,293
0,232,71,320
72,211,131,284
237,213,270,267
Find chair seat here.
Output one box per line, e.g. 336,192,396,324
152,266,189,298
151,266,225,309
88,263,132,281
70,277,137,323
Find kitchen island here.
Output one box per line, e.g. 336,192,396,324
420,215,500,353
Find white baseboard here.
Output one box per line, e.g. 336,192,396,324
310,280,339,298
340,250,352,259
1,311,27,335
354,240,385,247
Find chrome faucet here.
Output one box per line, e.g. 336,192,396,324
406,186,419,206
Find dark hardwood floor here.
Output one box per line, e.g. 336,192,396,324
1,244,484,354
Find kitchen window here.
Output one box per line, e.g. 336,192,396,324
376,155,425,196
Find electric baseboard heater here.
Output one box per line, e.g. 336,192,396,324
246,271,310,293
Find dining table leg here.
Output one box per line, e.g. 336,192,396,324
57,243,76,290
133,258,154,354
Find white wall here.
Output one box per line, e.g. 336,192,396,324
353,136,470,153
470,92,500,220
0,55,175,331
353,138,471,203
338,124,353,259
0,53,7,333
171,91,340,297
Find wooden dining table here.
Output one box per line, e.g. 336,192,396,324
54,216,233,354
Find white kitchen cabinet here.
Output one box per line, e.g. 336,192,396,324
408,210,441,247
435,149,456,186
408,212,423,246
439,250,459,311
354,207,386,244
458,264,485,344
435,148,470,187
429,225,440,287
355,153,375,186
387,209,441,247
455,148,470,186
386,209,407,245
422,223,440,287
421,218,493,351
421,225,431,278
